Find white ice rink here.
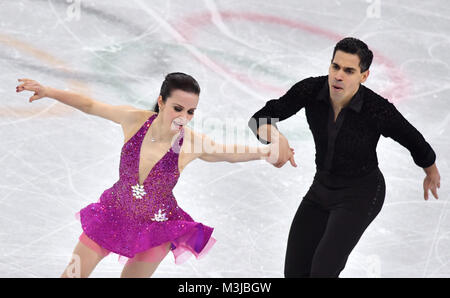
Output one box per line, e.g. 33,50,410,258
1,0,449,277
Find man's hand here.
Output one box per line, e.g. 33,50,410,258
423,163,440,200
266,134,297,168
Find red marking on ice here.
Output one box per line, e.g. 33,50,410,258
175,11,409,102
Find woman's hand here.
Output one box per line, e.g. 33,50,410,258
16,78,48,102
265,136,297,168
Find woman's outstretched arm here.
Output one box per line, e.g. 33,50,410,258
184,126,296,166
16,78,92,113
16,78,139,125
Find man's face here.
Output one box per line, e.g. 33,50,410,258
328,50,369,103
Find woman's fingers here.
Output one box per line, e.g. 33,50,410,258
16,78,44,103
30,95,40,102
289,155,297,167
18,78,34,83
16,82,30,90
17,79,38,90
17,83,31,88
18,84,38,92
16,81,30,89
17,82,41,94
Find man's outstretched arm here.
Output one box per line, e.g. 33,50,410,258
376,98,440,200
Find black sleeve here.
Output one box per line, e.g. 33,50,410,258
248,78,313,144
377,100,436,168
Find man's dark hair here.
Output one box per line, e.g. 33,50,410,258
153,72,200,113
332,37,373,73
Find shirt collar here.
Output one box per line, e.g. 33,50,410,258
317,79,363,113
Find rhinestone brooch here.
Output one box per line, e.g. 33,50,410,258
151,209,168,222
131,183,146,199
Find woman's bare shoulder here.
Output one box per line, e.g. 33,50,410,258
133,108,156,118
122,109,156,143
126,109,156,125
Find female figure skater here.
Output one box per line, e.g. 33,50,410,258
248,37,441,277
16,72,280,278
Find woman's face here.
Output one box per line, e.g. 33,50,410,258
158,89,199,132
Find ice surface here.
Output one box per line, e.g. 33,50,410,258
0,0,449,277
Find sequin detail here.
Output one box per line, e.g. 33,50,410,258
75,113,215,264
151,209,168,222
131,183,146,199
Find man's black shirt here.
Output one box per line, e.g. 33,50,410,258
248,75,436,178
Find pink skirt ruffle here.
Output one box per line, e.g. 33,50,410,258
75,209,216,265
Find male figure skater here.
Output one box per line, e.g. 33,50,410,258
248,37,441,277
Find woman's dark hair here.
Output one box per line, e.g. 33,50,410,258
153,72,200,113
332,37,373,73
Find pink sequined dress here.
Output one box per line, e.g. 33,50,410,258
75,113,216,264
